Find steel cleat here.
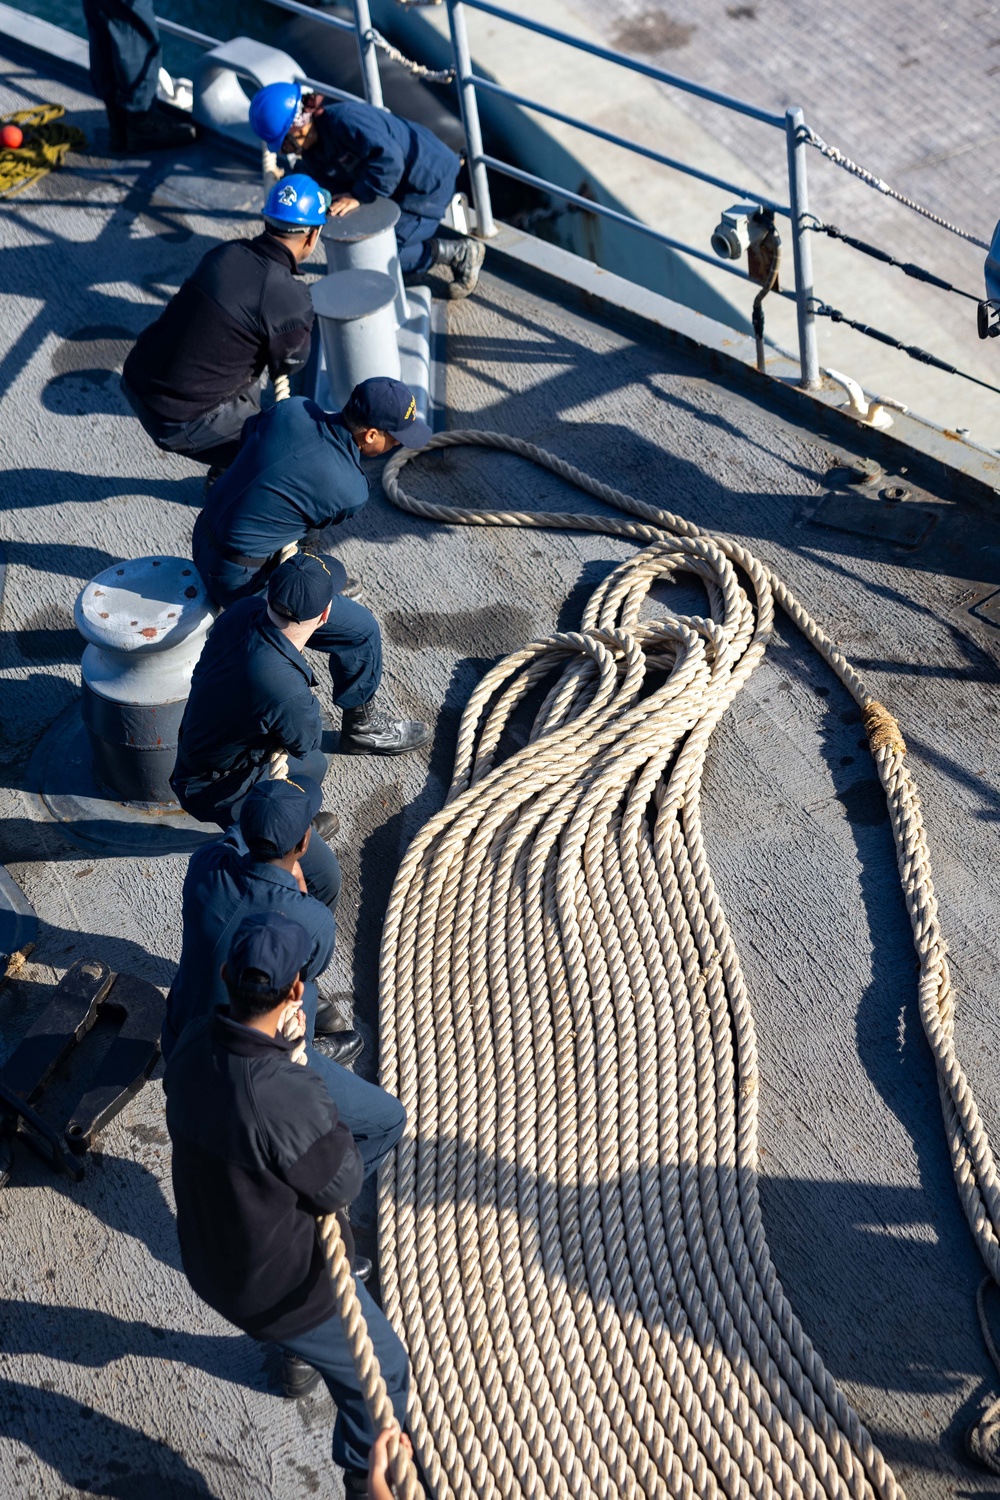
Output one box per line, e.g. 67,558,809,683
0,958,163,1184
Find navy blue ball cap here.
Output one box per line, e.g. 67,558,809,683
267,550,345,622
344,376,432,449
240,774,323,857
228,912,311,994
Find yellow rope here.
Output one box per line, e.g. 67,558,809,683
0,105,87,196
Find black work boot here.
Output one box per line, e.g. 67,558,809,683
340,699,431,756
122,107,196,154
281,1351,322,1399
430,236,486,298
311,810,340,842
312,1027,364,1067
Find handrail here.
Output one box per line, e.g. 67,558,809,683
154,17,368,109
154,17,220,50
471,74,790,217
459,0,786,128
481,154,797,295
259,0,357,34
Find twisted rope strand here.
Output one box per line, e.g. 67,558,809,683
361,429,1000,1498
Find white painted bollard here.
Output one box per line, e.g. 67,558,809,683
321,199,408,326
311,270,401,411
75,557,216,805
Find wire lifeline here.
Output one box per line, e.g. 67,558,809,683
800,126,990,250
809,222,981,302
374,429,1000,1500
812,302,1000,398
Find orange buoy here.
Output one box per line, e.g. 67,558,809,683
1,124,23,148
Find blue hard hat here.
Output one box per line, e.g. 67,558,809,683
249,81,302,151
263,173,331,229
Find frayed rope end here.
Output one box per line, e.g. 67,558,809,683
863,700,906,757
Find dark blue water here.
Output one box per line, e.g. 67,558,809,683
15,0,303,82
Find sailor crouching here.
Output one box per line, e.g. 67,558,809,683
120,175,329,472
192,375,428,608
164,912,410,1490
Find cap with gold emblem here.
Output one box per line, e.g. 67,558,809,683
342,376,433,449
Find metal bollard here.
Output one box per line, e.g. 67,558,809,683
75,557,216,805
321,200,408,326
192,37,304,149
311,269,401,410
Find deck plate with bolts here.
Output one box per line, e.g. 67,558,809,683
811,491,938,548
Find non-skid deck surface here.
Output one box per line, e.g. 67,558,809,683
1,42,999,1500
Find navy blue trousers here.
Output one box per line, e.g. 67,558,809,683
397,209,440,274
282,1292,409,1472
192,525,382,711
82,0,160,115
290,993,410,1473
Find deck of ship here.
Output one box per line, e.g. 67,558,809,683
2,37,1000,1500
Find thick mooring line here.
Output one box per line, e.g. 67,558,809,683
363,431,995,1499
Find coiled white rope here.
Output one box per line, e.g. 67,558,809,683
365,429,1000,1499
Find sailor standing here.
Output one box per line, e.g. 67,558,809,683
164,912,410,1486
81,0,196,153
121,175,329,471
249,82,485,297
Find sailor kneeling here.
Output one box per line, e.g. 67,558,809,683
191,376,433,757
171,553,428,906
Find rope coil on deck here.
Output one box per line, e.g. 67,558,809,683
353,428,1000,1499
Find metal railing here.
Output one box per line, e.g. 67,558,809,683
155,0,821,388
443,0,820,388
151,0,991,398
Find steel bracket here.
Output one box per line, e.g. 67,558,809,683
0,959,162,1186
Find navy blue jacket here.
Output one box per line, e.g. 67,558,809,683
123,234,313,424
165,1010,362,1342
199,399,369,559
163,827,336,1057
307,100,459,221
172,597,324,821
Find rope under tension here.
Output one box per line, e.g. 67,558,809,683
801,125,989,250
365,428,1000,1499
